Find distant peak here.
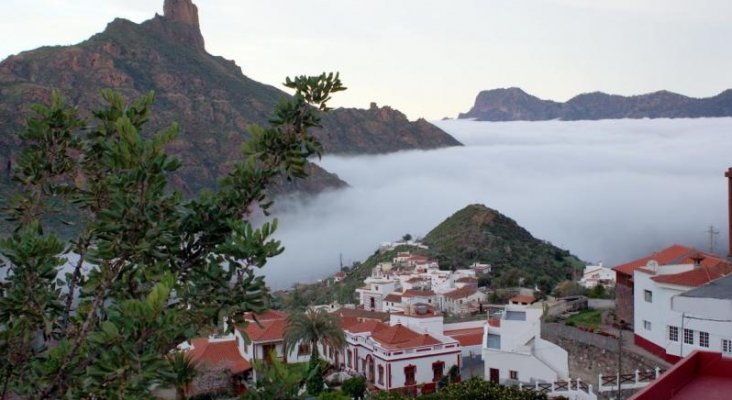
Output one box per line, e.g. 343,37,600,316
164,0,200,26
160,0,205,50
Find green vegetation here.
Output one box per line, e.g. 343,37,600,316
0,73,344,398
565,309,602,330
423,204,585,290
341,376,367,399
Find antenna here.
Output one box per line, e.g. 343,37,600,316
707,225,720,254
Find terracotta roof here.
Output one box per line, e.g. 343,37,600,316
241,319,287,343
456,277,477,283
188,338,252,374
444,286,477,300
370,324,441,349
651,262,732,287
488,318,501,328
402,289,435,298
344,320,390,334
340,316,361,330
409,256,428,262
384,293,403,302
444,327,484,346
509,294,535,304
613,244,725,276
406,276,429,283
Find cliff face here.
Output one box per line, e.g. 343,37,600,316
459,88,732,121
0,0,460,198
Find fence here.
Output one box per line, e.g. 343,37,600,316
597,367,665,393
516,378,597,400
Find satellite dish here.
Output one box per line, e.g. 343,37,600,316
646,260,659,270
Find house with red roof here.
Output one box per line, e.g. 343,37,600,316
439,286,487,315
618,245,732,362
184,336,252,396
338,308,461,394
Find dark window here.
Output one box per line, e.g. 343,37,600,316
644,290,653,303
510,370,518,380
684,328,694,345
668,326,678,342
404,365,416,386
378,365,384,385
347,350,352,368
297,343,310,356
700,331,710,348
370,297,375,310
432,361,445,382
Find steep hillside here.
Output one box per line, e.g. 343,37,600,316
0,0,460,199
423,204,584,290
459,88,732,121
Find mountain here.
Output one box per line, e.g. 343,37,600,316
459,88,732,121
423,204,584,290
0,0,460,198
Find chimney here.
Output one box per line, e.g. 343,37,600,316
726,167,732,258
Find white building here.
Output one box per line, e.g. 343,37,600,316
632,257,732,362
356,271,398,312
482,302,568,384
439,286,487,315
579,263,616,288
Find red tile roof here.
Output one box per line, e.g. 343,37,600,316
241,319,287,343
444,327,484,347
344,320,390,334
444,286,477,300
243,309,287,322
406,276,429,283
384,293,403,302
509,294,535,304
488,318,501,328
651,262,732,287
188,338,252,374
333,307,390,322
613,244,725,276
370,324,441,349
402,289,435,298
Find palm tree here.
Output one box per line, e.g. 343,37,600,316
284,308,346,360
167,351,197,400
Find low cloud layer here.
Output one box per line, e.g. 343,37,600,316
261,118,732,289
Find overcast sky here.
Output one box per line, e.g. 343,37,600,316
2,0,732,120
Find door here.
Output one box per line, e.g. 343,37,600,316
489,368,499,383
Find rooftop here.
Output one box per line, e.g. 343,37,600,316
613,244,725,276
444,286,477,300
370,324,442,349
508,294,535,304
188,338,251,374
384,293,403,302
629,351,732,400
444,327,484,347
650,262,732,287
240,319,287,343
402,289,435,298
680,274,732,299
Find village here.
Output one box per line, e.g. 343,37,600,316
172,216,732,400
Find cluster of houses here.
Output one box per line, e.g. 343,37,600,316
355,252,489,316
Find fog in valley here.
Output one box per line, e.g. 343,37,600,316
261,118,732,290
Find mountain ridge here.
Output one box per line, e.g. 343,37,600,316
459,87,732,121
0,0,460,198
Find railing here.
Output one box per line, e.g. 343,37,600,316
597,367,666,393
516,378,598,400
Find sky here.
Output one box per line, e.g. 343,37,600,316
2,0,732,120
261,118,732,289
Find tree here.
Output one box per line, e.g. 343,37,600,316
283,308,345,395
243,351,303,400
341,376,366,399
402,233,412,242
167,351,197,400
0,72,345,399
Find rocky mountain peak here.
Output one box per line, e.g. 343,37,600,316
160,0,205,50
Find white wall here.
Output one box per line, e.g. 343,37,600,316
389,314,444,336
387,352,460,389
483,350,560,384
672,295,732,356
633,270,688,357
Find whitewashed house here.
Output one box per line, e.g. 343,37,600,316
632,257,732,362
482,302,568,384
439,286,487,315
579,263,616,288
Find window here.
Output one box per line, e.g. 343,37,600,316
347,350,352,368
510,370,518,380
700,331,710,348
378,365,384,385
644,290,653,303
643,320,651,331
723,339,732,354
668,326,679,342
404,365,416,386
297,343,310,356
432,361,445,382
684,328,694,345
370,297,375,310
329,346,334,359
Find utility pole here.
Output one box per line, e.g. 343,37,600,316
707,225,719,254
616,318,626,400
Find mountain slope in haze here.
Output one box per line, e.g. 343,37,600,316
459,87,732,121
423,204,584,290
0,0,460,197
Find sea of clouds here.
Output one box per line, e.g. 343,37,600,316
261,117,732,290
